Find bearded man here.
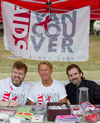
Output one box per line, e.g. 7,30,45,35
65,64,100,104
0,61,32,107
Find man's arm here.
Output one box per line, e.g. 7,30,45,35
0,100,20,107
60,97,67,103
0,100,10,107
28,99,36,105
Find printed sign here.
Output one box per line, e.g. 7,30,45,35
2,2,90,61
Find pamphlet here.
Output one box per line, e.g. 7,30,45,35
14,107,33,120
81,102,95,111
32,105,45,111
0,108,16,116
71,105,83,116
17,107,30,113
55,115,80,123
10,117,21,123
90,105,100,114
94,105,100,110
31,115,44,123
32,105,46,116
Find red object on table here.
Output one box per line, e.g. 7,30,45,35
84,114,98,122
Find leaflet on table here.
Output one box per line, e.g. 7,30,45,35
10,117,21,123
0,108,16,123
0,108,16,116
0,113,9,123
17,107,30,113
33,110,46,116
14,112,33,119
90,105,100,114
32,105,46,116
14,107,33,120
55,115,80,123
32,105,45,111
81,102,95,111
31,115,44,123
0,113,9,119
71,105,83,116
89,109,100,115
94,105,100,110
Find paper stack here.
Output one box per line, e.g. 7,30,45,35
0,108,16,116
10,117,21,123
0,113,9,123
31,115,44,123
81,102,95,111
55,115,80,123
14,107,33,120
71,105,83,116
32,105,46,116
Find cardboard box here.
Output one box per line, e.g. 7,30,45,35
47,102,71,121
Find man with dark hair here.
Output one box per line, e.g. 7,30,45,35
65,64,100,104
28,61,67,105
0,61,32,107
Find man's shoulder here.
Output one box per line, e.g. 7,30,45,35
82,79,100,87
53,79,65,86
83,79,97,85
31,81,41,87
0,77,10,83
65,82,74,88
22,81,33,87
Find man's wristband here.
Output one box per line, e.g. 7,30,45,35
7,101,10,107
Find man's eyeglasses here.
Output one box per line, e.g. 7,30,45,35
13,71,24,76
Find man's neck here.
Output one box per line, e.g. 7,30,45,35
42,79,53,87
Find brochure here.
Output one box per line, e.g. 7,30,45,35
71,105,83,116
32,105,45,111
32,105,46,116
31,115,44,123
55,115,80,123
81,102,95,111
14,107,33,120
0,108,16,116
17,107,30,113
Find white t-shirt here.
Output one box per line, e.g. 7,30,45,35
0,77,32,105
28,79,67,105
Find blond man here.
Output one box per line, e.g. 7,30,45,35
28,61,67,105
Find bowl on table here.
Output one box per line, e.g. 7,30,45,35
84,114,98,122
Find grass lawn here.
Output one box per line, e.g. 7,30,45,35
0,34,100,82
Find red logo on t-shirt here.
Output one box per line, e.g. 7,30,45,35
46,96,51,102
37,94,51,105
10,86,14,90
2,91,18,101
2,91,11,101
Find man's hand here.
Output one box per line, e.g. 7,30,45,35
9,101,20,107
